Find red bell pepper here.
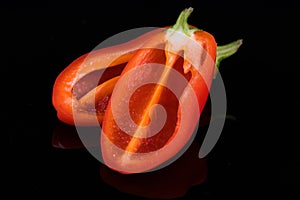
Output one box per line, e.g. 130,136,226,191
52,7,242,173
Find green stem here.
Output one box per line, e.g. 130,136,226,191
169,7,198,37
216,39,243,68
169,7,243,75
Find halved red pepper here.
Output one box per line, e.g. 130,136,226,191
52,7,242,173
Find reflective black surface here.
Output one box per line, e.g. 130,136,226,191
5,0,299,199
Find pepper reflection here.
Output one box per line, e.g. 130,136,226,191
52,122,208,199
52,122,99,149
99,137,207,199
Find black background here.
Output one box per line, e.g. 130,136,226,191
4,0,299,199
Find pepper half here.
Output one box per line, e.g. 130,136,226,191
100,8,242,173
52,28,163,125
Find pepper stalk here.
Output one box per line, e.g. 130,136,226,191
216,39,243,68
165,7,242,76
